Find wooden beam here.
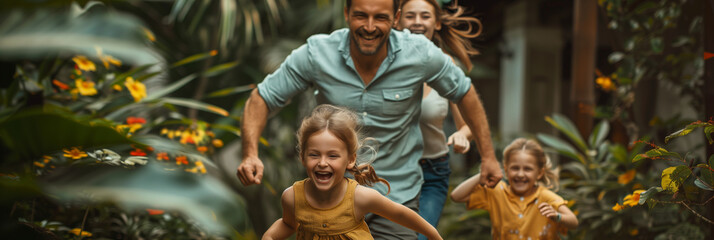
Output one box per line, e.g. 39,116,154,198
570,0,597,137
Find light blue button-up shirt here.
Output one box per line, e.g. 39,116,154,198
257,28,471,204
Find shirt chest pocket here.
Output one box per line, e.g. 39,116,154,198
382,89,415,115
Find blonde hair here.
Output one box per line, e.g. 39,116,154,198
296,104,390,193
399,0,482,71
502,138,559,191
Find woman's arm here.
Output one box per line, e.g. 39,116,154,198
537,203,579,229
450,173,481,202
447,103,473,154
356,187,443,240
262,187,297,240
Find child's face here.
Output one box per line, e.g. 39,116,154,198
505,151,544,197
302,130,355,192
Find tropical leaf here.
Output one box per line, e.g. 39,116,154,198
143,73,197,101
159,97,229,117
203,61,240,78
0,110,141,164
0,8,157,65
588,120,610,149
545,114,588,153
42,163,247,234
537,133,585,164
205,84,256,98
219,0,237,51
171,51,218,68
660,166,691,193
705,126,714,144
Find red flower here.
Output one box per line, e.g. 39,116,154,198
176,156,188,165
146,209,164,215
126,116,146,125
130,148,147,156
156,152,169,161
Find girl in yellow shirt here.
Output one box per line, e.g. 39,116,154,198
262,105,443,240
451,138,578,239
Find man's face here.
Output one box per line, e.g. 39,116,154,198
344,0,398,56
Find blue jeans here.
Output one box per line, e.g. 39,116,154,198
417,155,451,240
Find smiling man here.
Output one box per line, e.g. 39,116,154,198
237,0,502,238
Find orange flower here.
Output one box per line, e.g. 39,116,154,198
196,146,208,153
623,190,645,207
596,76,616,91
72,55,96,72
52,79,70,90
33,161,45,168
146,209,165,215
113,84,123,91
69,228,92,237
212,139,224,148
176,156,188,165
63,147,88,160
156,152,169,161
612,203,625,211
618,169,636,185
210,50,218,56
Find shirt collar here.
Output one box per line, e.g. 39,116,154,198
504,182,543,204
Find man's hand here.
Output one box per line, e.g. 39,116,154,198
478,157,502,187
236,156,264,185
447,132,470,154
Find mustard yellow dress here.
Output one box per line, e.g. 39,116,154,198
293,178,373,240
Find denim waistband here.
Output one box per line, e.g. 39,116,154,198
419,154,448,165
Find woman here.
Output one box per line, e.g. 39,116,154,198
396,0,482,238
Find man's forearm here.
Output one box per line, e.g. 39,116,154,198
457,85,496,161
242,89,269,159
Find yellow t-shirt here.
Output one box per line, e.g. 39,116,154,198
467,181,567,240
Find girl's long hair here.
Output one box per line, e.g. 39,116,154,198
296,104,390,193
400,0,482,71
502,138,560,191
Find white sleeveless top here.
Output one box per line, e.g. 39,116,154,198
419,89,449,159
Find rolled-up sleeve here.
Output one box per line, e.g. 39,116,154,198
257,44,314,111
423,46,471,103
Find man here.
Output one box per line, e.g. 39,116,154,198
237,0,502,238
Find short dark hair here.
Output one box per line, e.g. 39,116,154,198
346,0,400,15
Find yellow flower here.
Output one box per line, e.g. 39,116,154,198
612,203,625,211
70,228,92,237
596,76,616,92
124,77,147,102
212,139,224,148
63,147,88,160
113,84,123,91
618,169,636,185
72,55,96,72
143,27,156,42
75,79,98,96
623,190,646,207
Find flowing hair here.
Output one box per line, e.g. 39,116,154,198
502,138,560,191
399,0,482,71
296,104,390,193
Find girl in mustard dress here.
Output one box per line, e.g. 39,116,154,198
262,105,443,240
451,138,579,239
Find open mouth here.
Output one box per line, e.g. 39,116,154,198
409,28,425,34
315,171,333,183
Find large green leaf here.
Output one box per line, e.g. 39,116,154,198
143,73,197,101
545,114,588,154
537,133,585,164
0,7,157,65
638,186,663,205
42,163,247,234
205,84,256,98
0,110,141,163
588,120,609,149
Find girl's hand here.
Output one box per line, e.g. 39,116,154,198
447,132,470,154
538,202,558,220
